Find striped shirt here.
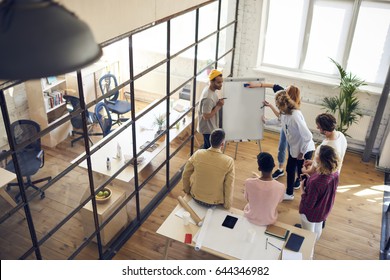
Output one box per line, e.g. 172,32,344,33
299,172,339,222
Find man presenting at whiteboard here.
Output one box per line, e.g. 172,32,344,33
197,69,224,149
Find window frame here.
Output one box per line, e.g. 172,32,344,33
257,0,390,91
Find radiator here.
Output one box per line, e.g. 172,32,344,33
264,96,371,142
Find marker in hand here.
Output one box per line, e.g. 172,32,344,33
219,97,228,100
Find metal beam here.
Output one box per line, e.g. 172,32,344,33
362,64,390,162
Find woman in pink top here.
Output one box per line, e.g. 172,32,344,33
244,152,286,226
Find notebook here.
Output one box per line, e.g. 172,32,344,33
285,233,305,252
264,224,289,240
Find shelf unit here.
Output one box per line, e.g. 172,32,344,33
25,76,70,147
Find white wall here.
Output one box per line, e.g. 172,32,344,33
233,0,390,154
60,0,210,44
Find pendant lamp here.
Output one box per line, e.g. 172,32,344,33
0,0,102,80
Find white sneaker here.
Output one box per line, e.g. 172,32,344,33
283,193,294,201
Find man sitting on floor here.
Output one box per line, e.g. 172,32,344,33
182,128,235,209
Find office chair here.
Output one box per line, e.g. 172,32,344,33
94,102,113,137
63,95,102,147
98,73,131,126
5,120,51,202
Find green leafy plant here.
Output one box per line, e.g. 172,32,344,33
153,114,166,131
322,58,366,136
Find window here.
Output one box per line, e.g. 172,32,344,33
260,0,390,86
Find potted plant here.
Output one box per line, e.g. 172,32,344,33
153,113,166,138
322,58,366,136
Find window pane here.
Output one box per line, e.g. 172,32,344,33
132,23,167,76
220,0,237,27
263,0,308,68
303,0,353,74
348,1,390,85
171,12,196,55
198,2,218,40
218,25,235,57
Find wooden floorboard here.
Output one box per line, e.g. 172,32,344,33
114,132,386,260
0,102,386,259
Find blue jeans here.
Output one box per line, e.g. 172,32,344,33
278,128,287,166
203,134,211,149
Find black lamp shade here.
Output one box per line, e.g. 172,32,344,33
0,0,102,80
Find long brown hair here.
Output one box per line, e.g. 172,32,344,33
286,85,301,107
317,145,339,175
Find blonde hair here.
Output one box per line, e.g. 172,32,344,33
317,145,339,175
275,90,298,115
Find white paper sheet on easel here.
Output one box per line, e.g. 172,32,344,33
174,198,208,225
193,208,284,259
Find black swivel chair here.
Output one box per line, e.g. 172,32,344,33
5,120,51,202
63,95,102,147
98,73,131,126
94,102,114,137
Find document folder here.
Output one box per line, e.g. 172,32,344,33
264,224,289,240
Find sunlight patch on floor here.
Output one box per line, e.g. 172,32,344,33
370,185,390,192
338,184,361,189
336,184,361,194
354,188,383,197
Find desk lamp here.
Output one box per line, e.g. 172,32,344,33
0,0,102,80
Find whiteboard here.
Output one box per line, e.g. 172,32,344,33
222,77,265,141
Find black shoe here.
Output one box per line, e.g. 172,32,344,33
294,179,301,190
272,169,285,179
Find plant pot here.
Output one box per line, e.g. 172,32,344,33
154,129,164,139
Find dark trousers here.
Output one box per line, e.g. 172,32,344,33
286,150,313,195
203,134,211,149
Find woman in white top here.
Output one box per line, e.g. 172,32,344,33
273,91,315,200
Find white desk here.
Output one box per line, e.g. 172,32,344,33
157,200,316,260
72,99,191,184
0,168,17,206
0,168,25,218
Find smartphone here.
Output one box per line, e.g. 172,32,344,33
222,215,238,229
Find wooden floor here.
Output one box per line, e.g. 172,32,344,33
114,132,386,260
0,102,386,260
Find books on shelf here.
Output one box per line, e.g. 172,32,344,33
44,90,65,111
264,224,290,240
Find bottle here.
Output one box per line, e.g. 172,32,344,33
116,142,122,159
106,157,111,170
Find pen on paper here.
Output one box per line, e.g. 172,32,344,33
260,105,265,109
267,241,282,251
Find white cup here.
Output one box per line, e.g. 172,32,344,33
245,228,256,243
182,211,191,226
